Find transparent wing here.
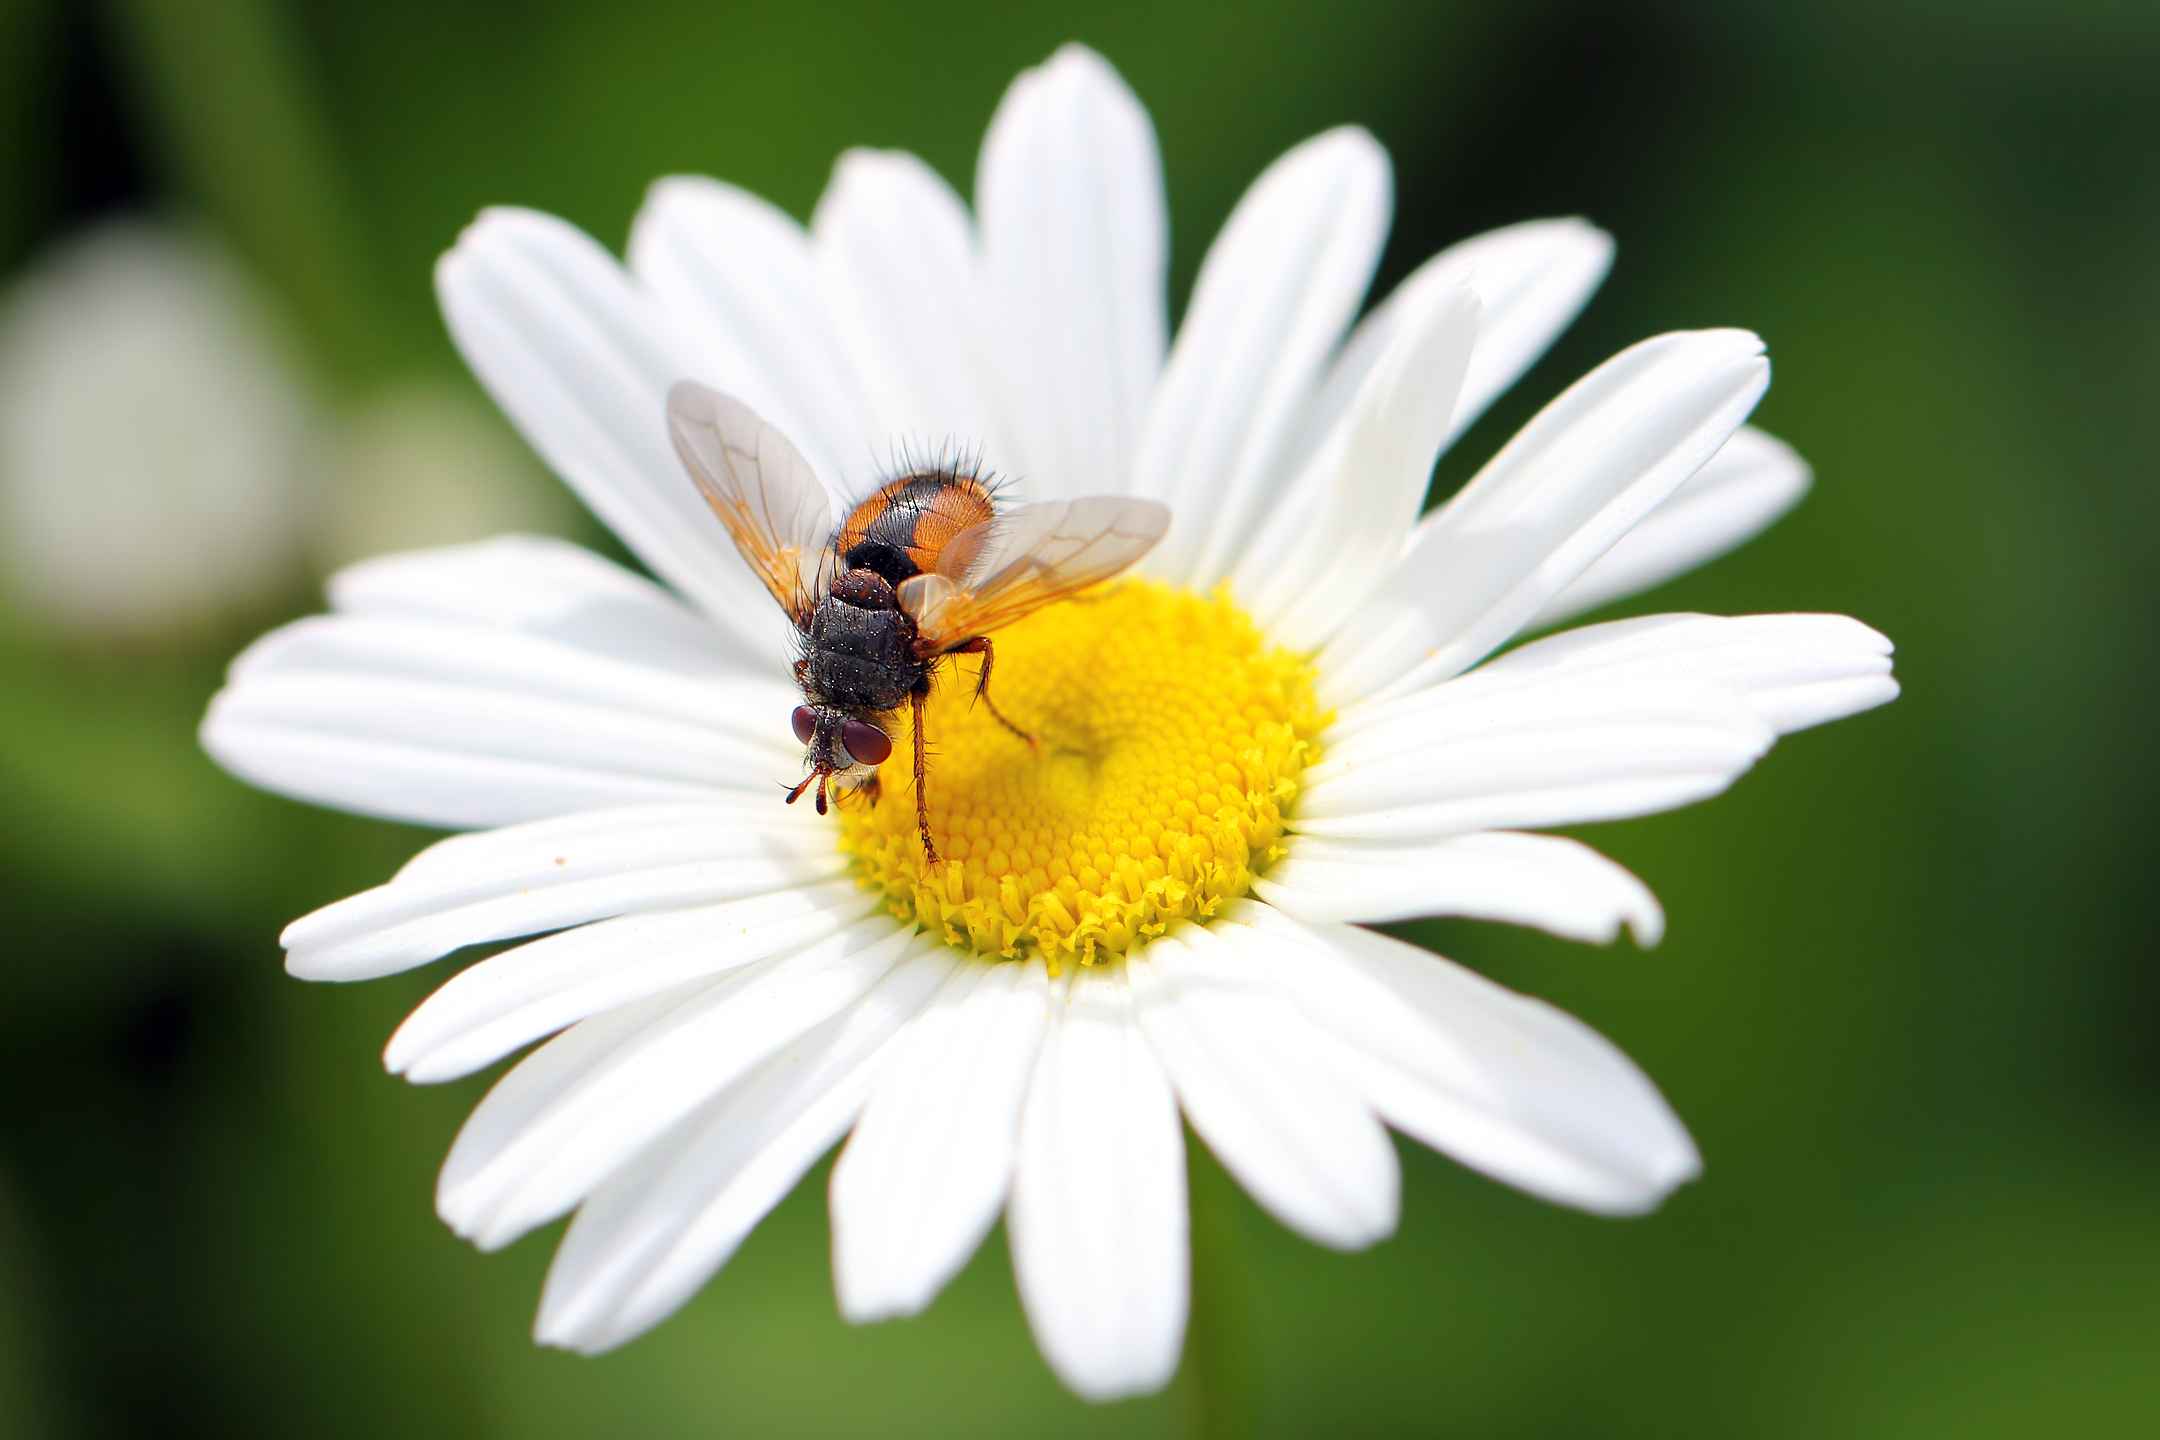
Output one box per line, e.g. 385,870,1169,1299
666,381,835,624
897,495,1169,650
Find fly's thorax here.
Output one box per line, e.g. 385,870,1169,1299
806,589,922,712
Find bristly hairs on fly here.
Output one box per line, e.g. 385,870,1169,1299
855,433,1017,506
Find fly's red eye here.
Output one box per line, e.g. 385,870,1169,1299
840,719,892,767
791,706,817,746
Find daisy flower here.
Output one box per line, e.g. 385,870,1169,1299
201,45,1897,1400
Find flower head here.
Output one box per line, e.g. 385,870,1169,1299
202,44,1895,1400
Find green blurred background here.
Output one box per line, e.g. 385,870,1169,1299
3,0,2155,1435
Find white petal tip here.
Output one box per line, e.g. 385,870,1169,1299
531,1320,580,1352
393,1053,468,1087
1319,1213,1400,1253
383,1027,471,1085
283,949,343,982
1639,1153,1705,1210
1615,1131,1705,1214
437,1192,529,1254
436,1199,485,1243
381,1018,425,1073
1697,326,1767,358
639,173,706,207
1567,215,1616,246
535,1329,620,1359
833,1288,927,1327
196,693,240,755
830,1218,943,1326
1039,1347,1182,1404
1510,215,1616,264
1314,124,1388,172
827,1227,935,1325
1845,675,1901,716
442,207,541,263
824,147,916,189
281,941,426,985
1561,1147,1702,1219
1045,41,1118,77
533,1302,626,1356
466,204,546,234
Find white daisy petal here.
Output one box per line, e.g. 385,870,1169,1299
1297,675,1773,842
325,536,745,679
813,150,1003,466
1289,217,1614,482
200,614,800,830
1235,281,1480,649
1226,902,1700,1215
977,44,1167,496
282,801,841,982
426,982,711,1233
434,209,791,661
828,958,1052,1322
1255,830,1662,944
227,613,796,748
1318,328,1771,706
1008,964,1187,1403
1476,610,1900,734
437,920,912,1250
537,937,958,1354
1130,928,1398,1249
626,177,873,494
1533,426,1813,626
199,691,728,831
1134,127,1391,588
384,883,883,1084
1443,218,1620,443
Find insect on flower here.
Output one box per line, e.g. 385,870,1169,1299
666,380,1170,863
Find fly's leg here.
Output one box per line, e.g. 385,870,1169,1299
784,771,830,815
946,636,1038,751
911,686,939,864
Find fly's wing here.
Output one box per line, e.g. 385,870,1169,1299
666,381,836,625
896,495,1170,651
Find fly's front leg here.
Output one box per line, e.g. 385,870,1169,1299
945,636,1038,751
911,686,939,864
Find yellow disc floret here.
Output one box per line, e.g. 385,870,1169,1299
839,580,1323,969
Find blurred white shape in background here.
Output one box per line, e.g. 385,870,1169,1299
313,377,572,571
0,221,316,639
0,219,578,643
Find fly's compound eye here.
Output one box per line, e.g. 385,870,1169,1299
839,719,892,767
791,705,817,746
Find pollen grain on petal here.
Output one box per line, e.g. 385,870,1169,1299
838,581,1323,970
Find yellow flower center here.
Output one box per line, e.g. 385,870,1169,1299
839,580,1322,969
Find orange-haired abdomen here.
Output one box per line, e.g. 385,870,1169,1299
836,471,997,584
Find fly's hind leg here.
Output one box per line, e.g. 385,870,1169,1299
910,686,940,864
946,636,1038,751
